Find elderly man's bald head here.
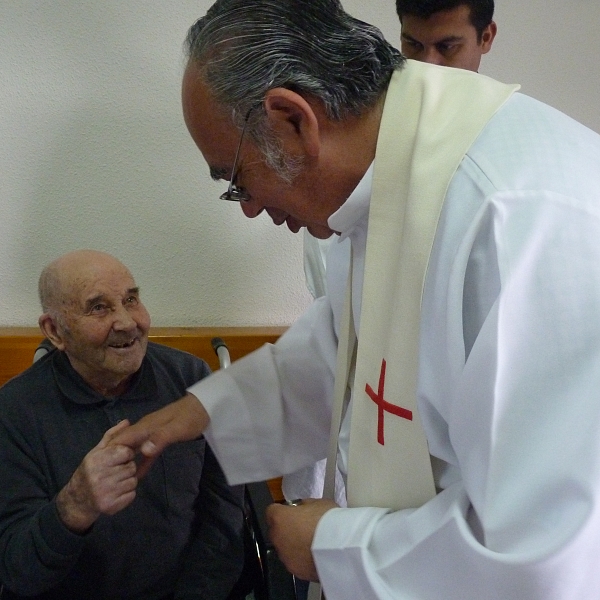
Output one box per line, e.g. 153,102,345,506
39,250,132,313
37,249,151,396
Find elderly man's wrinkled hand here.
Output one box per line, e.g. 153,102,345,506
266,498,338,582
56,420,137,533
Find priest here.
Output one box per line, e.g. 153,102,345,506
113,1,600,598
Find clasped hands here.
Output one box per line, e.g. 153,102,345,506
86,393,339,581
56,394,207,534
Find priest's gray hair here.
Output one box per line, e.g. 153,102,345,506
185,0,403,181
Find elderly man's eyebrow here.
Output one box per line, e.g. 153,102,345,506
83,287,140,311
84,294,108,310
210,166,230,181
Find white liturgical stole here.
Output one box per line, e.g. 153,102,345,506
338,62,519,510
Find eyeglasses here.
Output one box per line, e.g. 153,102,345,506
219,107,255,202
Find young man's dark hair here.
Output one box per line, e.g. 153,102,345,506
396,0,494,41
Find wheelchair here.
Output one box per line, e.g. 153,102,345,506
211,337,298,600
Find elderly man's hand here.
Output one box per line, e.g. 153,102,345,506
109,392,210,478
56,420,137,533
266,498,338,582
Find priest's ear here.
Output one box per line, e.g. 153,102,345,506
38,313,66,351
263,88,321,158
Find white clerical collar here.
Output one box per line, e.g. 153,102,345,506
327,162,374,242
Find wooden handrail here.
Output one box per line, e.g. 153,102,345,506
0,326,286,387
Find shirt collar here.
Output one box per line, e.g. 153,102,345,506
327,162,373,242
51,349,155,405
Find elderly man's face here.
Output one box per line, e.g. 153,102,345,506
49,253,150,395
401,5,496,72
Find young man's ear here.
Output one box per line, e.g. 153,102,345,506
480,21,497,53
263,88,321,158
38,313,66,351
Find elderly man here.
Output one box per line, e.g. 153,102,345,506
0,250,245,600
114,1,600,598
396,0,496,70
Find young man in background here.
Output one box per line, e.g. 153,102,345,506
397,0,496,70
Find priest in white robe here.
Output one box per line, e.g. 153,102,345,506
113,1,600,598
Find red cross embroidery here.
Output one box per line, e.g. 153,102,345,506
365,359,413,445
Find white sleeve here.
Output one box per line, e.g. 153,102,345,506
303,229,329,299
188,295,338,485
313,191,600,599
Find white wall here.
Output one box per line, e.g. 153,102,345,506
482,1,599,132
1,1,598,327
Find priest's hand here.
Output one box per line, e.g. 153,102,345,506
266,498,338,582
109,392,210,478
